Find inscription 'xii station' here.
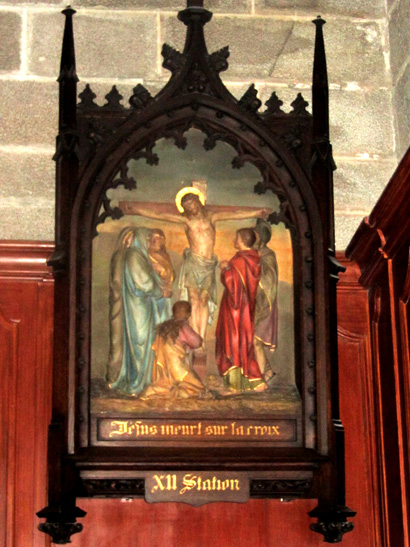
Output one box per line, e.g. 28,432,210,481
144,472,250,504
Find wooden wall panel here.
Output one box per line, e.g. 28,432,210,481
0,243,382,546
76,498,321,547
399,249,410,539
0,310,19,547
0,242,53,547
337,257,380,547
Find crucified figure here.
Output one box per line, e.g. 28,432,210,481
128,189,271,350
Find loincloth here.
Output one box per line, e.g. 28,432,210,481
177,248,218,324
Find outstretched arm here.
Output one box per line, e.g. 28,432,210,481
211,207,272,223
126,203,186,224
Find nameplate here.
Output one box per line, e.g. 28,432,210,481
145,471,249,505
97,418,297,442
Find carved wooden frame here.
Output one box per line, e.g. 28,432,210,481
37,3,355,543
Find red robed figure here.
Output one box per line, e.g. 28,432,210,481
216,248,263,383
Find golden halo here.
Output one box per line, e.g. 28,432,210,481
175,186,205,213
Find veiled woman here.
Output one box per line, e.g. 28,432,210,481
106,226,172,395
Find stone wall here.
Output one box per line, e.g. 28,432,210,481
388,0,410,161
0,0,399,248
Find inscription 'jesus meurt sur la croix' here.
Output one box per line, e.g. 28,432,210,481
102,419,297,441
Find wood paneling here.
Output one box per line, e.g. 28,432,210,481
0,309,19,547
0,242,53,547
337,256,380,547
76,498,322,547
347,147,410,546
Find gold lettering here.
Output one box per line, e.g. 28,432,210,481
205,425,228,436
232,422,253,435
161,424,174,435
180,474,197,495
109,421,129,437
110,421,282,440
202,479,212,491
232,479,240,491
151,475,166,493
221,480,230,491
166,474,177,490
135,421,148,436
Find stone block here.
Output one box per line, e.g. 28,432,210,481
333,158,396,211
393,61,410,161
385,0,398,14
255,0,386,18
76,0,182,7
258,86,394,157
0,150,55,200
162,14,295,79
74,0,250,12
329,88,394,156
0,0,61,3
0,11,22,73
272,19,387,88
0,200,54,240
388,0,410,84
334,213,366,250
0,80,58,146
28,12,158,79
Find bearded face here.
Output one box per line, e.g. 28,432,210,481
181,195,202,217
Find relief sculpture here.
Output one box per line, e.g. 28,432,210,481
91,130,298,415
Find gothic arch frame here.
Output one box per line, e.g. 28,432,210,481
37,3,355,544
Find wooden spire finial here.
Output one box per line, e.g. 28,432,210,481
312,14,329,140
59,5,77,82
57,6,78,133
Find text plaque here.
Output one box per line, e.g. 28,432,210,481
97,418,297,442
145,471,250,505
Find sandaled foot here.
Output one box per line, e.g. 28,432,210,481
254,381,268,392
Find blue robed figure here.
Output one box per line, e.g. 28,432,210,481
107,226,172,395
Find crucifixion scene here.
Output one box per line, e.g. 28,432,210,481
91,129,299,415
